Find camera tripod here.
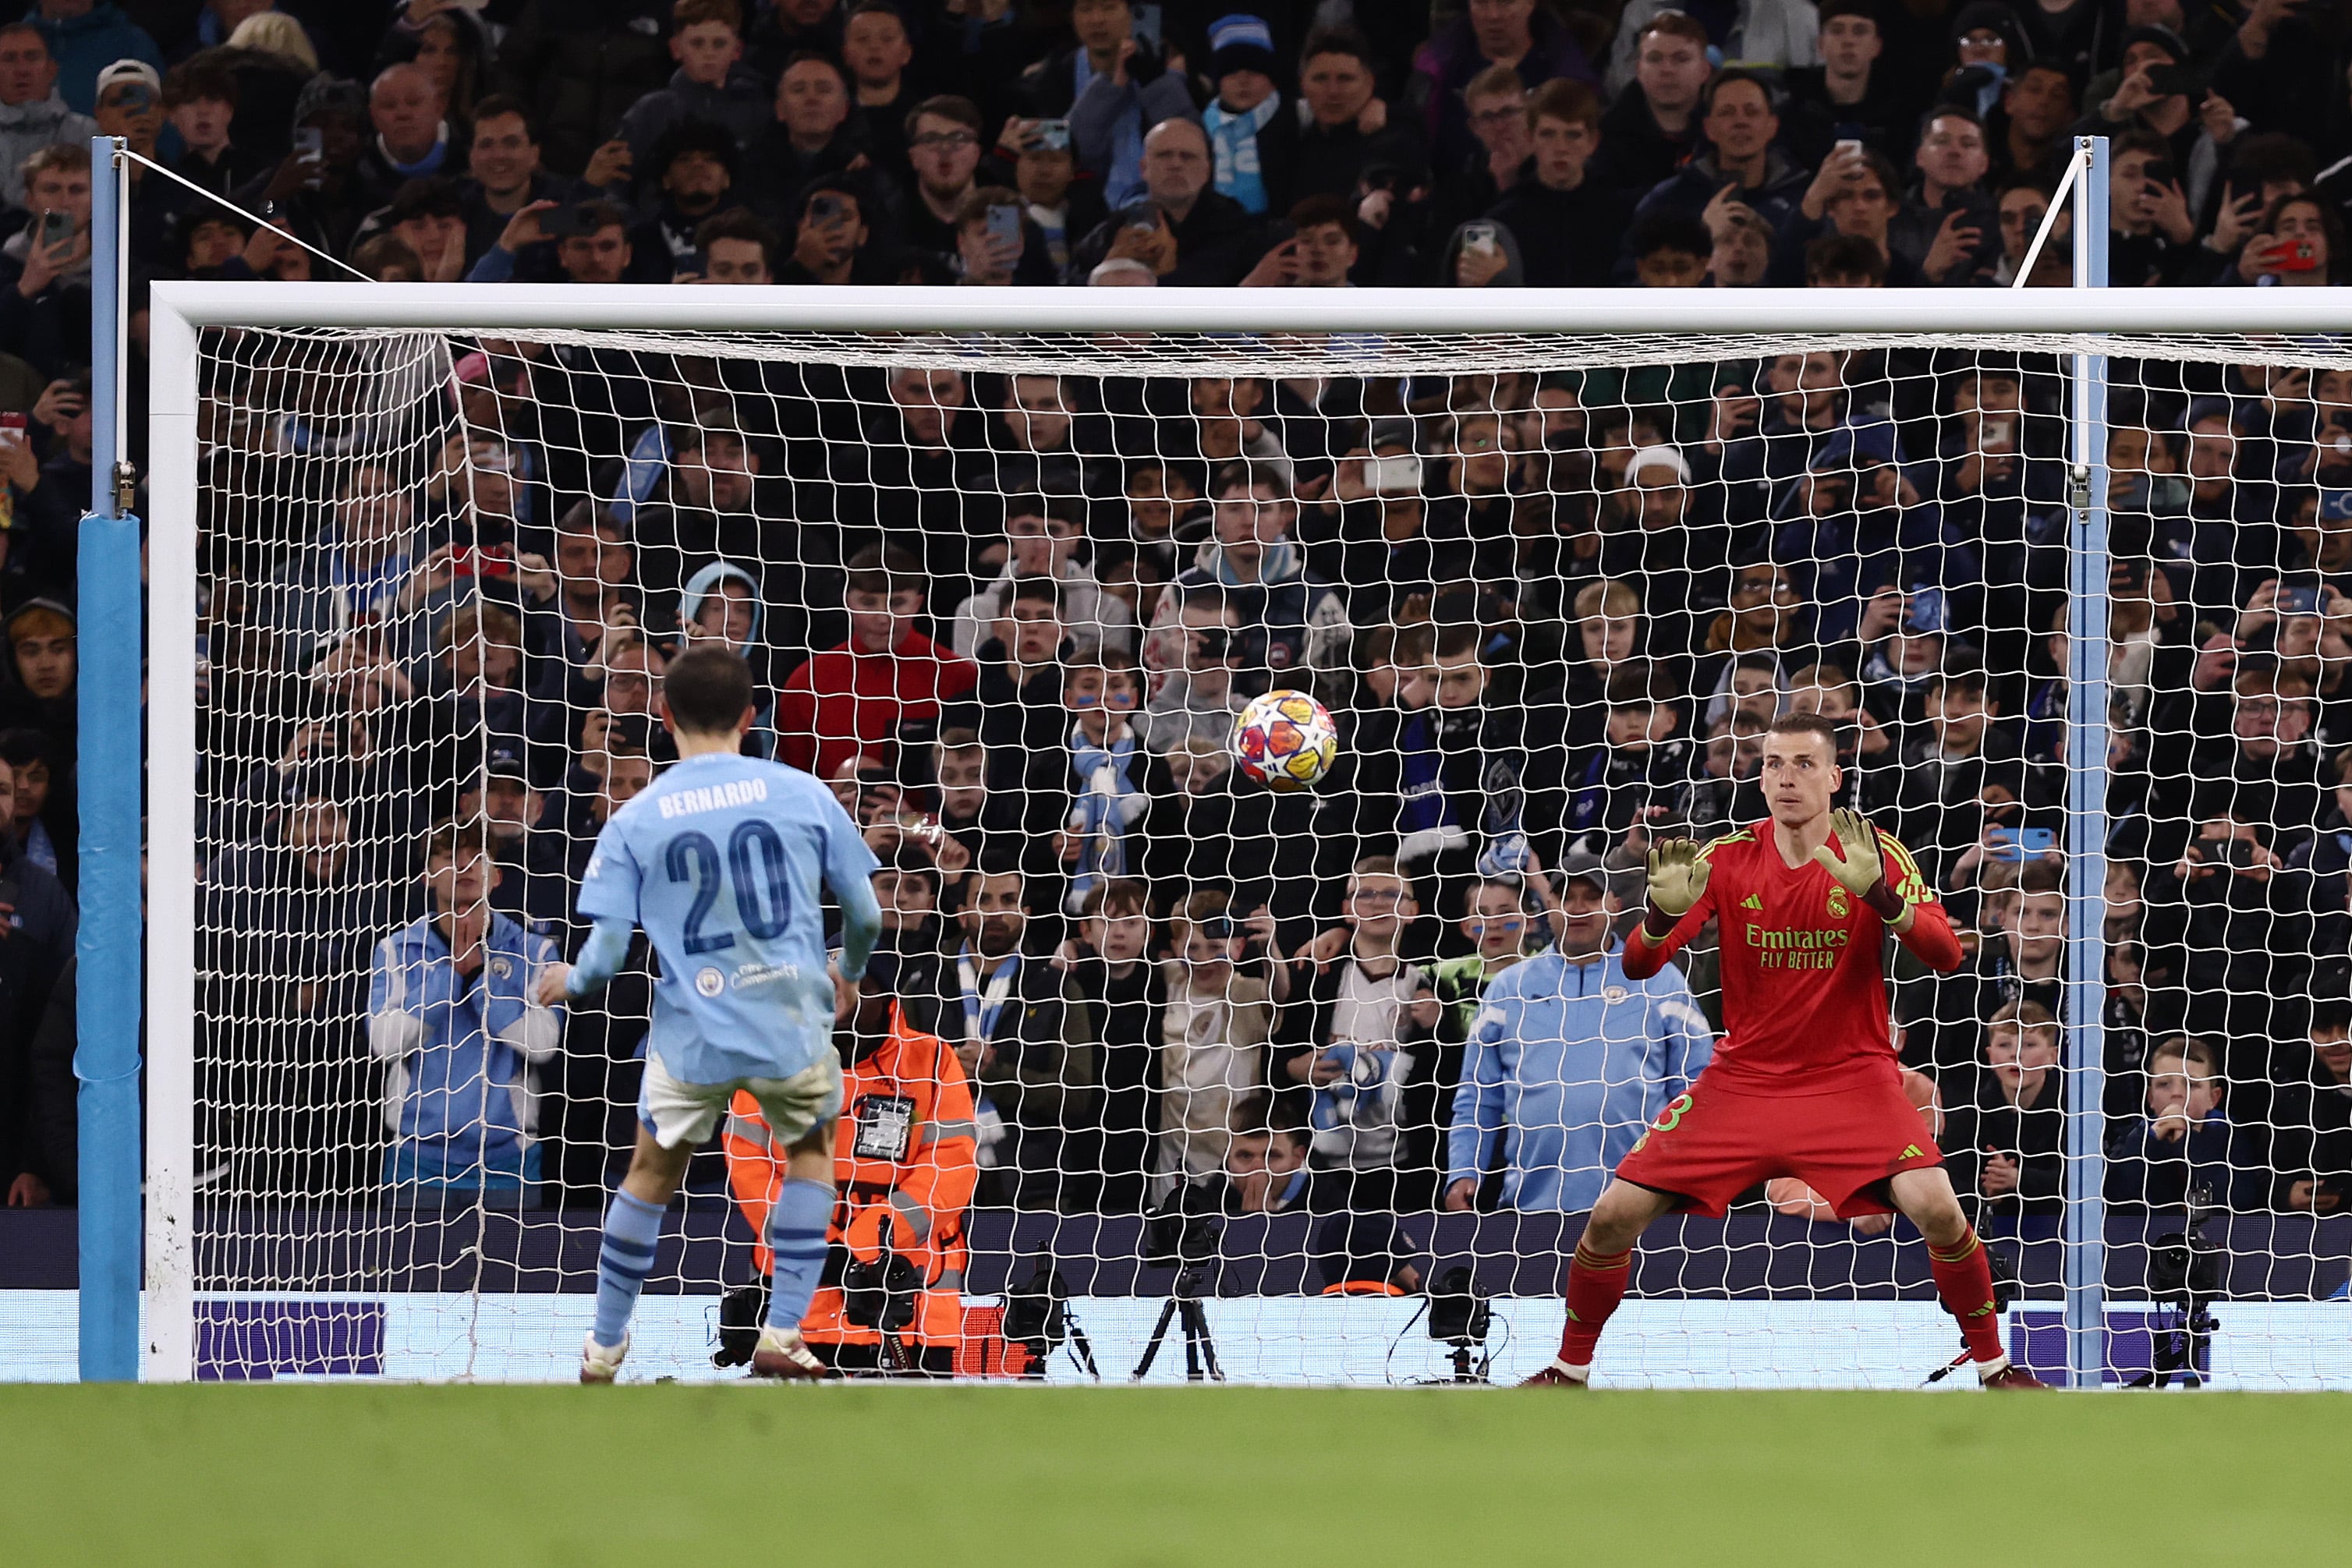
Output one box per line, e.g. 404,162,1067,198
2128,1205,2225,1389
1128,1265,1224,1382
2127,1296,2219,1389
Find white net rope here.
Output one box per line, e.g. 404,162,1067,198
184,323,2352,1386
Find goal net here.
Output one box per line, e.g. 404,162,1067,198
155,293,2352,1387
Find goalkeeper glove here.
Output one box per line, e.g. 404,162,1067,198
1809,808,1911,924
1644,838,1710,936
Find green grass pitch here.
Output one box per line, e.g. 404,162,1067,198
7,1385,2343,1565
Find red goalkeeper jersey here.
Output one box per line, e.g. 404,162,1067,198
1620,820,1964,1092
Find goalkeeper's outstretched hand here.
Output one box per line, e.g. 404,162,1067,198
1808,807,1886,897
1647,837,1711,919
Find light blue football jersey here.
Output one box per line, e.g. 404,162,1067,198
576,751,879,1085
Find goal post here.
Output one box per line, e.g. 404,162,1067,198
133,255,2352,1386
2059,138,2113,1390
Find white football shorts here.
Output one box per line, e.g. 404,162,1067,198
637,1051,844,1151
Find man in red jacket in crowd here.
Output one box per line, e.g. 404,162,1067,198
776,543,977,779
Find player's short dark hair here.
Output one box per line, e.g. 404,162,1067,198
2311,996,2352,1039
664,644,756,736
1766,710,1840,754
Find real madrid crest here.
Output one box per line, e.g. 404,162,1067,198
1826,887,1849,920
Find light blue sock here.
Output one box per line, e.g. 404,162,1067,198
592,1189,664,1348
765,1178,834,1329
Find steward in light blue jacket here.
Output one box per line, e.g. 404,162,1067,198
367,910,563,1191
1446,943,1713,1214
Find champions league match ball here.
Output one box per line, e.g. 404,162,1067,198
1232,689,1339,792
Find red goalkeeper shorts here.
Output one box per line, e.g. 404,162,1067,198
1612,1067,1943,1219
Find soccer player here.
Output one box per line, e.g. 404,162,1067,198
538,644,883,1383
1525,710,2046,1389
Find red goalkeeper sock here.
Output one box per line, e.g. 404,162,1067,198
1558,1241,1634,1365
1927,1230,2006,1363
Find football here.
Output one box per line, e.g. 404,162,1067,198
1231,689,1339,792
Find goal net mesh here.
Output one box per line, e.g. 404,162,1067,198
185,320,2352,1386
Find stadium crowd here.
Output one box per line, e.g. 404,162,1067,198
0,1,2346,1283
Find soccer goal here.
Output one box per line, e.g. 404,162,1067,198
129,228,2352,1388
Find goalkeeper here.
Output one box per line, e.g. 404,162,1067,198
535,645,882,1383
1525,712,2044,1389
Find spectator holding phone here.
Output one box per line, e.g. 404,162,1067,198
234,74,371,260
2081,26,2239,218
0,143,87,377
774,178,878,285
2233,193,2346,286
954,185,1051,285
1020,0,1192,214
2103,133,2200,285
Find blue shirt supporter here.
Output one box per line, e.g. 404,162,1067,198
1447,943,1713,1214
572,750,880,1087
367,903,563,1190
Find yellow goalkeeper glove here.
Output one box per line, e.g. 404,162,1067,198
1808,808,1884,897
1645,837,1711,922
1811,808,1914,926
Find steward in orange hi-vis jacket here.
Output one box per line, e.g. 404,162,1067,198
723,996,977,1377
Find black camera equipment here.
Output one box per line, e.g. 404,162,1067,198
1425,1265,1493,1384
1001,1252,1099,1381
2128,1191,2225,1389
713,1278,770,1368
1130,1178,1226,1382
842,1230,926,1373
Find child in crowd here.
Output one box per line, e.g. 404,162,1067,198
2105,1035,2266,1214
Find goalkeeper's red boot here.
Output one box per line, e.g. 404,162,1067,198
1518,1357,1592,1389
749,1325,831,1381
1978,1356,2050,1390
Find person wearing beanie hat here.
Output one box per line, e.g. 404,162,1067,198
2076,23,2243,222
230,71,371,257
1203,13,1281,214
1943,2,2031,122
